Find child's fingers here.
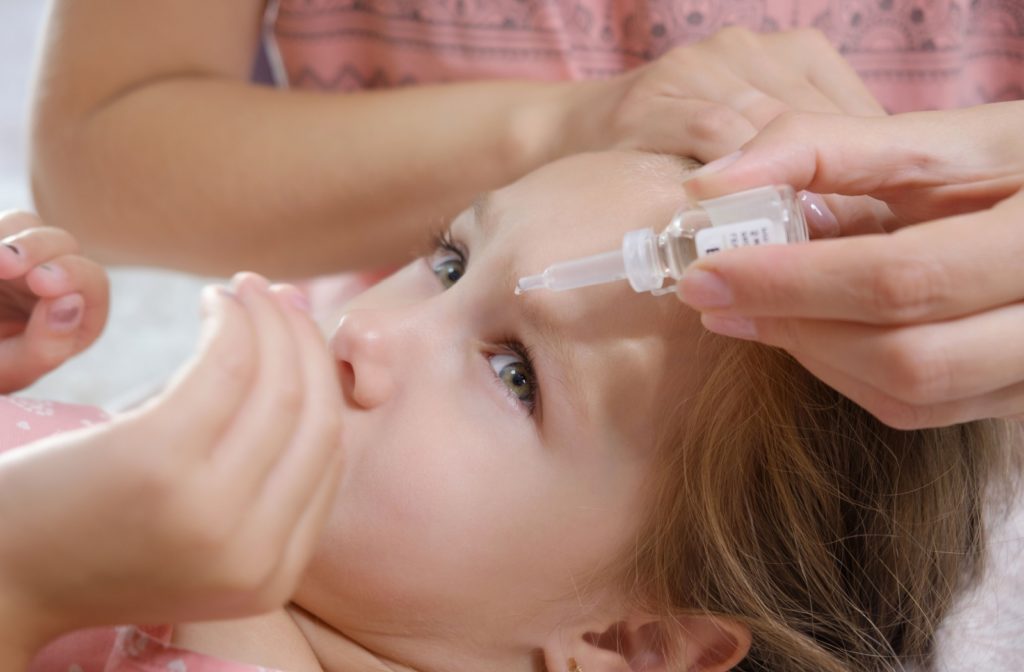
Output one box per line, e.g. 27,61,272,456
0,226,80,279
213,274,305,492
0,294,85,393
26,255,110,352
258,284,343,551
0,210,44,238
141,285,258,458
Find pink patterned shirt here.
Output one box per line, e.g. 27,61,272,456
269,0,1024,112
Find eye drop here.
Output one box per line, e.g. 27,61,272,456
515,185,808,296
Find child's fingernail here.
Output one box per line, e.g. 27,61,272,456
47,293,84,333
702,314,758,340
270,284,311,313
232,272,270,294
690,150,742,178
798,191,839,238
676,269,734,309
200,285,235,315
37,263,67,281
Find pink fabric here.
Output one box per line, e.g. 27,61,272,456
271,0,1024,113
0,396,108,449
30,625,281,672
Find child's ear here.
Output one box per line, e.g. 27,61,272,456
542,613,750,672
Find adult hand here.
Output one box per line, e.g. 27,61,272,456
676,101,1024,429
0,211,109,393
563,27,885,164
0,273,344,655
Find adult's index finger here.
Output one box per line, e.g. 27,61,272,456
682,110,948,202
676,206,1021,325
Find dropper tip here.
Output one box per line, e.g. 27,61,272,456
515,274,546,296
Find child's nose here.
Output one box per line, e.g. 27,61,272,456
332,309,399,409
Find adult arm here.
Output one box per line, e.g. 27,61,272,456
31,3,880,276
31,0,575,276
677,102,1024,429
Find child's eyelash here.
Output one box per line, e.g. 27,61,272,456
427,229,541,418
432,228,466,261
498,339,540,416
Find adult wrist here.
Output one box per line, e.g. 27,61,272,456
0,590,44,672
508,79,611,170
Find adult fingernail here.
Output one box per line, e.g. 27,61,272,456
47,293,84,333
702,314,757,340
2,242,20,257
798,191,839,238
690,151,742,178
676,269,733,309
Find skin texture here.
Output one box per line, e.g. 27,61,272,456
31,0,880,275
175,151,749,672
678,101,1024,429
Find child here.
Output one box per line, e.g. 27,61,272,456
2,151,1017,671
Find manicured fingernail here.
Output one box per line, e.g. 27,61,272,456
691,151,742,178
798,191,839,238
270,284,311,313
47,293,84,333
702,314,757,340
676,269,733,309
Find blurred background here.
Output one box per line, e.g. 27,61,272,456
1,2,214,409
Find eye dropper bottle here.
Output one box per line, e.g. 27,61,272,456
515,185,809,296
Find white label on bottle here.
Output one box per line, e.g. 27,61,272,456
694,218,787,257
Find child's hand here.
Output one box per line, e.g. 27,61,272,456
0,274,343,652
0,211,109,393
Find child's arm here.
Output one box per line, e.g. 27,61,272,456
0,211,109,393
0,274,343,666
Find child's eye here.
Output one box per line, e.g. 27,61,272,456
429,231,466,289
432,257,465,289
488,350,537,414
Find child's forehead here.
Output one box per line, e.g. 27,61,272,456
468,152,695,272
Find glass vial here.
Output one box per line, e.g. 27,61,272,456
623,184,808,293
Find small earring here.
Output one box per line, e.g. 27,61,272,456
567,657,583,672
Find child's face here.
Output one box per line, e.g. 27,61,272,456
299,152,703,659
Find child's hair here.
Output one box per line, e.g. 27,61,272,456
626,333,1019,671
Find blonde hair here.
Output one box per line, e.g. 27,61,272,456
626,333,1018,671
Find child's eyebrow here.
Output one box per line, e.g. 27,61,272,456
471,192,499,238
468,191,588,421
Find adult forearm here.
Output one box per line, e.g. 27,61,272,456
32,77,575,277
